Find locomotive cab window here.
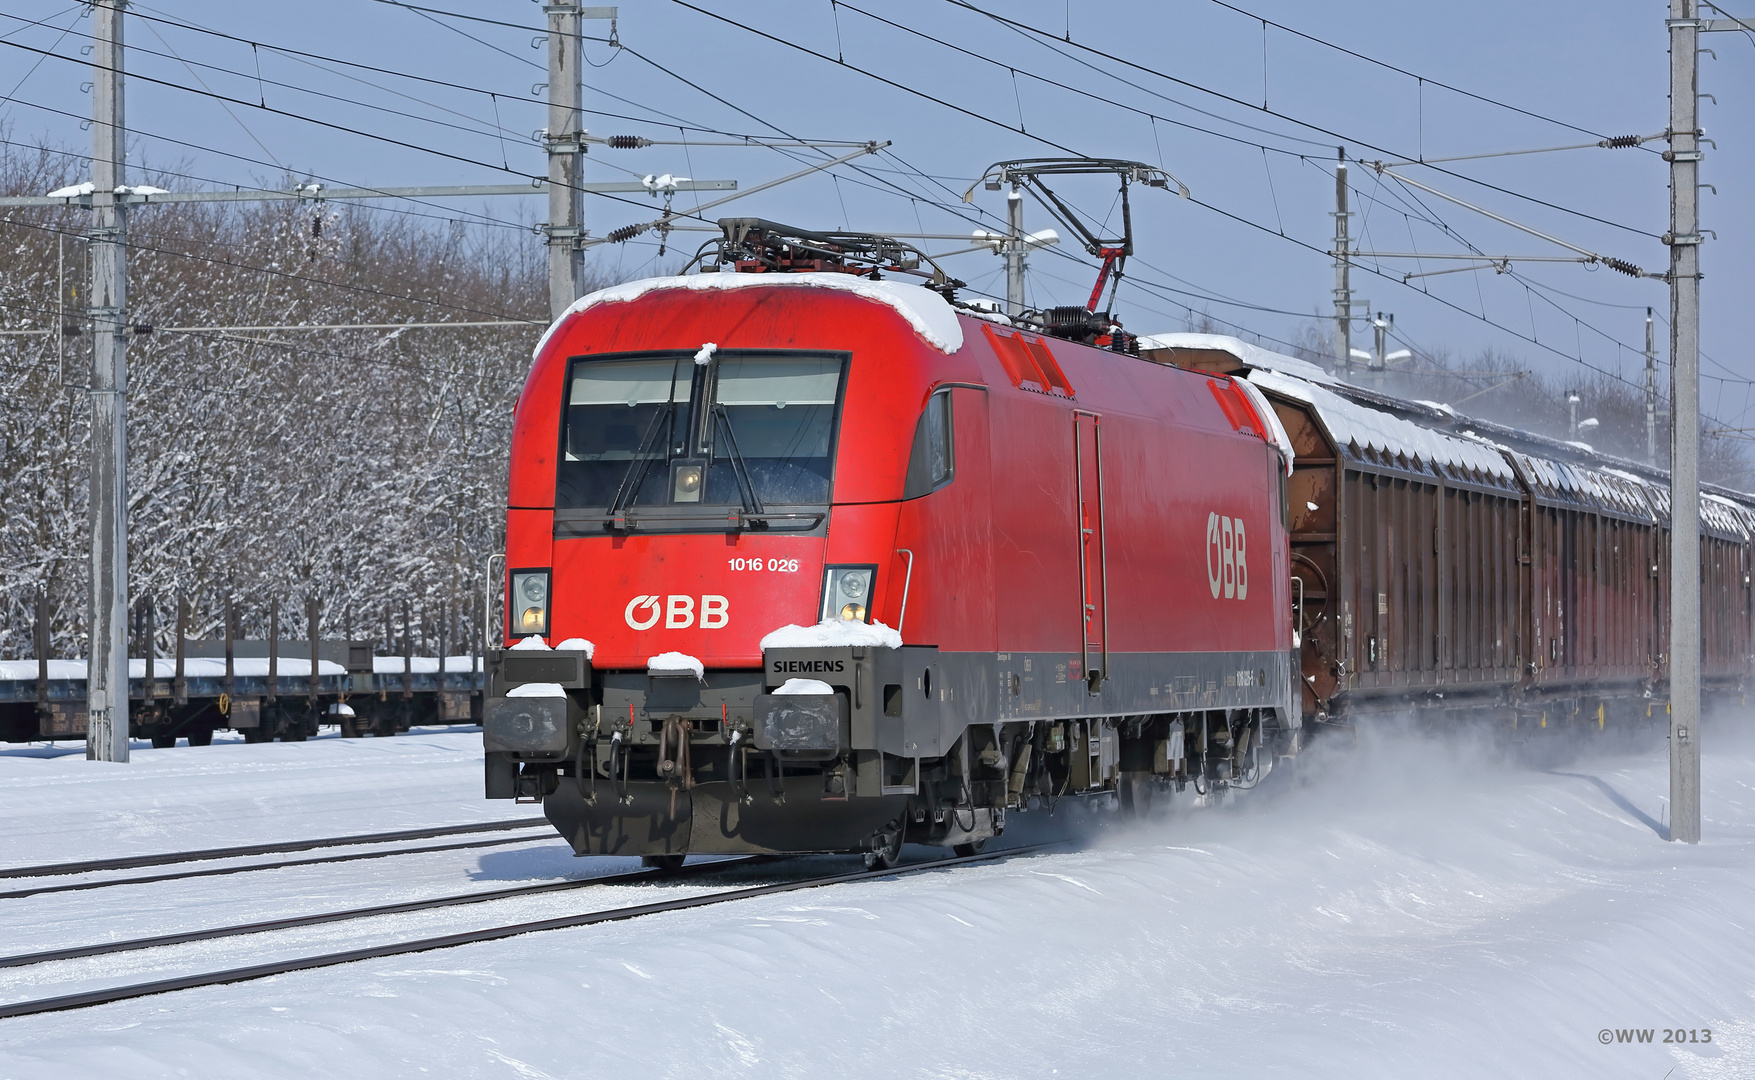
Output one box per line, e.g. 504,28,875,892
558,358,693,508
556,351,847,522
713,357,841,506
903,389,954,499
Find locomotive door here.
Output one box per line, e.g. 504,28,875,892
1074,411,1107,690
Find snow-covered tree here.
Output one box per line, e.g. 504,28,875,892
0,142,615,658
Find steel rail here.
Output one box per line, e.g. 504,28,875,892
0,856,774,970
0,833,558,903
0,844,1054,1019
0,817,549,880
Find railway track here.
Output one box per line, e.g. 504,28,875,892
0,816,549,879
0,842,1055,1020
0,818,555,901
0,854,772,970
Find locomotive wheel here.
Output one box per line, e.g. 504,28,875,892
952,839,987,858
863,824,904,871
640,854,686,873
150,735,176,749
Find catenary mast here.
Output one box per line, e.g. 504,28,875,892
87,0,129,762
1666,0,1704,843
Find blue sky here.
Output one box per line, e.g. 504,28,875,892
2,1,1751,422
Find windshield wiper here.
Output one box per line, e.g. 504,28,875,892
608,401,676,515
713,404,765,516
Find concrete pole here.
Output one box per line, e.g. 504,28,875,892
546,3,584,321
1646,307,1658,464
1333,150,1352,376
1667,0,1702,843
87,0,129,762
1005,186,1025,316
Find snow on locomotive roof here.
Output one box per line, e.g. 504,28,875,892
535,272,966,360
1247,367,1516,480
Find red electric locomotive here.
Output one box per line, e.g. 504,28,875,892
483,219,1296,866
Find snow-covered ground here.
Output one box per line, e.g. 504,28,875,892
0,720,1751,1079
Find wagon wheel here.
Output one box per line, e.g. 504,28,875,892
863,822,904,871
640,854,686,872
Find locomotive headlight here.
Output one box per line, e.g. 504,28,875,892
670,460,705,503
820,565,876,624
509,569,550,638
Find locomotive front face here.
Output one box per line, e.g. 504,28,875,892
539,348,853,664
488,283,954,858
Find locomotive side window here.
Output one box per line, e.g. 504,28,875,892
903,390,954,499
556,351,846,518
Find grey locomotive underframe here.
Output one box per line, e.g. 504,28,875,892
483,644,1297,857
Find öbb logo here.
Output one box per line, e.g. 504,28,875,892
1205,513,1248,600
624,595,729,630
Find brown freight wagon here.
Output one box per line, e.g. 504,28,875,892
1623,482,1753,696
1141,332,1755,729
1504,453,1661,703
1248,368,1526,720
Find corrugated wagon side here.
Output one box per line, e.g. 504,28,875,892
1699,494,1751,692
1248,370,1524,721
1506,453,1662,704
